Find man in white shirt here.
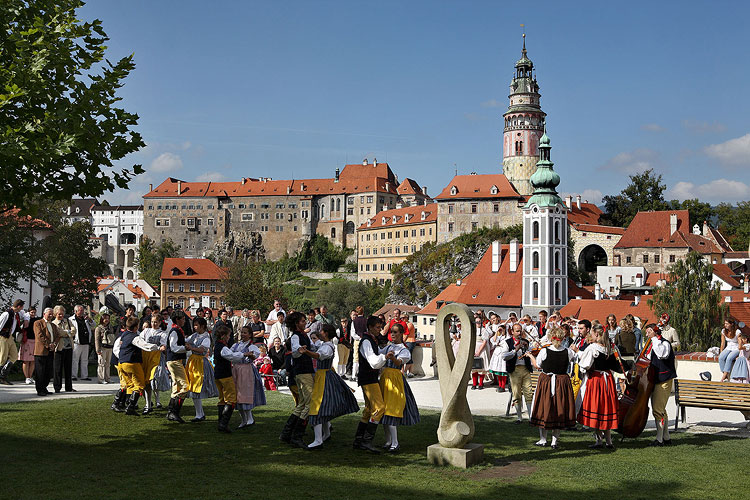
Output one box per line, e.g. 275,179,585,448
267,312,289,348
265,300,286,326
69,305,95,381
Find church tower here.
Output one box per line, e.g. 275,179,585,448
502,34,546,197
522,130,567,316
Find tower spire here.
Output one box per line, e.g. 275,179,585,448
521,24,527,58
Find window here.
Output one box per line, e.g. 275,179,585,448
367,208,371,215
275,213,283,220
168,283,174,292
288,203,297,209
347,208,353,215
238,203,246,209
533,220,539,240
200,283,205,292
387,232,392,239
366,234,370,241
293,226,298,231
654,254,660,263
189,283,196,292
396,246,400,254
403,245,408,253
181,218,186,226
387,264,392,271
347,198,354,206
626,256,632,264
669,255,676,263
448,204,454,214
241,213,254,221
411,245,416,253
155,218,170,227
381,232,385,239
429,228,433,235
643,254,649,263
210,283,216,292
420,228,425,236
178,284,184,292
276,203,285,209
373,248,377,255
168,299,174,307
533,282,539,300
331,227,336,238
387,247,392,254
554,221,560,242
366,264,370,271
471,204,478,214
471,222,478,230
532,251,539,270
210,298,216,309
207,218,214,226
493,204,499,213
381,264,385,271
379,197,384,204
448,222,454,232
367,196,373,203
411,229,416,237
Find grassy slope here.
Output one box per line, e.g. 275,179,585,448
0,391,744,500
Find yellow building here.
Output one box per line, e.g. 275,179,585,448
356,203,437,284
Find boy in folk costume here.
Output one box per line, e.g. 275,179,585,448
304,324,359,450
527,327,576,449
165,310,190,423
279,312,316,448
379,323,420,453
353,316,388,453
113,317,166,415
645,323,677,446
214,326,252,433
186,317,218,422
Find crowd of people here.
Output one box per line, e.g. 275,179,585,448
2,297,749,452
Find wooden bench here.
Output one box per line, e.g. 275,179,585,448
674,379,750,430
505,371,540,416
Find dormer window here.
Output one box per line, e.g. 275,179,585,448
490,185,498,195
382,216,386,224
405,214,411,222
450,185,458,195
186,267,195,276
392,215,397,223
421,211,426,220
171,267,181,276
367,219,372,227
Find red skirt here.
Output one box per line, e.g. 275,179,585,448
577,370,618,430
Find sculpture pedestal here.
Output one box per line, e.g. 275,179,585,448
427,443,484,468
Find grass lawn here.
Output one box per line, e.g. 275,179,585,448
0,391,745,500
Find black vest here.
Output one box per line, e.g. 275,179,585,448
651,338,677,382
118,331,142,364
0,309,19,338
540,348,569,375
213,340,233,379
505,337,532,373
358,333,381,386
167,326,186,361
291,331,314,375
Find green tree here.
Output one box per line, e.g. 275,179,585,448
0,211,45,303
46,221,107,311
1,0,144,212
295,235,352,272
667,199,716,229
716,201,750,251
315,280,389,321
648,251,726,352
135,237,179,289
222,260,279,311
601,169,667,227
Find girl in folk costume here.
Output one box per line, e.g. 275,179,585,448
231,325,266,429
472,315,492,390
185,317,218,422
379,323,420,453
304,324,359,450
139,316,165,414
575,324,622,449
487,312,509,392
149,312,171,410
213,325,253,433
527,327,576,449
645,322,678,446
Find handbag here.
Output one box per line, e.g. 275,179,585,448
472,357,485,371
15,330,24,343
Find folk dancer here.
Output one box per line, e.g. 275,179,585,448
165,310,190,423
353,316,388,453
231,325,266,429
186,317,218,422
279,312,315,448
113,317,165,415
645,323,677,446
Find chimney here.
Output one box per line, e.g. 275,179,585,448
422,186,428,196
335,168,340,182
634,295,640,306
744,275,749,294
509,238,519,272
669,213,678,235
286,186,291,194
692,224,700,235
702,220,709,237
372,157,377,165
149,183,153,192
595,284,601,300
576,195,581,210
363,158,368,166
177,180,182,194
565,196,572,209
385,182,390,192
491,241,501,273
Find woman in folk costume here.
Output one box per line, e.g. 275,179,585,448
305,324,359,450
575,324,622,449
139,315,165,414
186,317,218,422
231,325,266,429
379,323,420,453
487,312,509,392
471,314,492,390
149,312,171,410
527,327,576,449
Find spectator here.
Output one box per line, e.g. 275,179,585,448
659,313,680,351
249,311,266,345
269,336,286,371
625,314,642,353
472,312,491,390
615,317,637,358
535,310,548,339
605,314,620,344
19,306,38,384
350,306,367,380
729,331,749,382
267,311,288,347
520,314,539,343
336,314,353,379
384,308,408,342
304,310,322,337
69,305,94,381
503,323,533,422
719,318,742,382
204,308,214,330
51,305,75,393
32,307,56,396
265,300,286,326
139,306,153,331
488,312,509,392
315,305,337,328
227,306,241,333
259,356,277,391
212,309,234,346
0,299,26,384
94,312,117,384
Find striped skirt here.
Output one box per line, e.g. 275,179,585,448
152,354,171,391
577,370,618,430
380,367,420,426
187,355,218,399
308,369,359,425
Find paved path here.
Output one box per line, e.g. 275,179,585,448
2,375,748,436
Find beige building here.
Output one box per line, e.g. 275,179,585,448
356,203,437,284
143,159,403,260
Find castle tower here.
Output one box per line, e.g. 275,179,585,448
522,130,567,316
502,34,546,197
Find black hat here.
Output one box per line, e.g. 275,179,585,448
699,371,712,381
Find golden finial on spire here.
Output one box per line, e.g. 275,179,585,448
520,24,527,55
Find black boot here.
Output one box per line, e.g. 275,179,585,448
218,404,234,433
290,418,308,448
280,415,298,443
125,392,141,416
0,361,13,385
167,397,185,423
111,389,123,411
352,421,367,449
113,390,128,412
357,422,381,453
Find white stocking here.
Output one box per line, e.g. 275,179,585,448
536,428,548,445
353,363,359,378
193,398,204,418
516,403,523,421
388,425,399,448
246,409,254,424
309,423,324,447
144,385,152,409
239,409,248,426
383,424,392,447
322,421,331,440
153,389,161,405
662,420,670,441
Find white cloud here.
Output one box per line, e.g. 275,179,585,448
195,171,228,182
480,99,503,108
560,189,603,206
149,152,183,173
600,148,659,174
704,133,750,167
641,123,665,132
682,119,727,134
667,179,750,202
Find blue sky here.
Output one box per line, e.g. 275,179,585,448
82,1,750,207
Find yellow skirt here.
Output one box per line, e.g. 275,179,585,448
141,350,161,381
379,367,406,418
309,369,328,416
186,355,205,393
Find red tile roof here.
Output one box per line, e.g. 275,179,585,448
567,202,604,225
645,272,670,287
571,223,626,235
713,264,742,288
559,299,657,326
435,174,522,200
397,178,425,196
724,251,750,259
1,208,52,229
418,243,593,315
358,203,437,230
615,210,691,249
161,258,226,281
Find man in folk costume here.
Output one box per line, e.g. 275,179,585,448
114,317,166,415
353,316,388,453
165,310,191,423
0,299,26,384
502,323,535,423
645,322,677,446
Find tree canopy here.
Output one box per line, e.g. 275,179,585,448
601,169,667,227
716,201,750,251
135,237,180,289
1,0,144,212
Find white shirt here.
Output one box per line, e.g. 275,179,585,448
350,321,360,341
290,332,317,359
168,330,187,353
113,332,160,358
266,308,286,323
651,336,672,359
186,332,211,354
230,340,260,364
359,336,386,369
317,341,335,361
576,343,607,372
220,345,246,363
723,329,741,351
